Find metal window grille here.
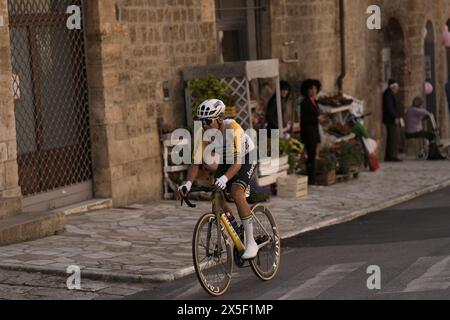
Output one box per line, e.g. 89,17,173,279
8,0,93,197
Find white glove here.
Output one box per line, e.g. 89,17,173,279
214,176,229,190
178,181,192,196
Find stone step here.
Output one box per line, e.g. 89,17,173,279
0,211,65,247
50,198,113,217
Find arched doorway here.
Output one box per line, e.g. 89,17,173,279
383,18,407,155
424,21,437,118
383,18,407,114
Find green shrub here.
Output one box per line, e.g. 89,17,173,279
315,147,337,175
188,75,234,117
280,138,304,173
336,141,364,174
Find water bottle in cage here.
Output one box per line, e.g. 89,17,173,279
225,212,240,232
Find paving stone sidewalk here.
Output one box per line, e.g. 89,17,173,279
0,269,151,300
0,161,450,283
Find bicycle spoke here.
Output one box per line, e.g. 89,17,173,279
252,211,272,238
249,206,281,281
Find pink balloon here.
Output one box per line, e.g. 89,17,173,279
443,26,450,47
425,82,434,95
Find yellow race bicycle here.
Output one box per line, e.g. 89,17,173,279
181,186,281,297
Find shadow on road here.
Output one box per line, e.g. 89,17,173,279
283,206,450,248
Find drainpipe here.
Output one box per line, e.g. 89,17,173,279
337,0,346,96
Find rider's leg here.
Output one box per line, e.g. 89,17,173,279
231,184,258,260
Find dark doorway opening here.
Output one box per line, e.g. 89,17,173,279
383,18,407,115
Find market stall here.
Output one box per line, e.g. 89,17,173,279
312,93,375,185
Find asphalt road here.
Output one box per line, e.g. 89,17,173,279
128,186,450,300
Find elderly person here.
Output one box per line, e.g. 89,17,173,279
300,79,322,185
405,97,435,142
383,79,402,162
405,97,446,160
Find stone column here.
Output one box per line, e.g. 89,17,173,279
85,0,163,206
0,0,22,218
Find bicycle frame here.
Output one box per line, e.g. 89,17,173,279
182,188,245,254
181,187,273,256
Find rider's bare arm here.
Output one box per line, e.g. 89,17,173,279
178,165,200,196
186,164,199,183
224,163,242,181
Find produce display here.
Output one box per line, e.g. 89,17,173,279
327,123,352,137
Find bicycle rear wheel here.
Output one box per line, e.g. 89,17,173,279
249,204,281,281
192,213,233,296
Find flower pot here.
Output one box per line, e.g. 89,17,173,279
315,170,336,186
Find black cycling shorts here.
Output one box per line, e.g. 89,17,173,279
214,160,257,191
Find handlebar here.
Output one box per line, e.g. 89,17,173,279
179,185,233,208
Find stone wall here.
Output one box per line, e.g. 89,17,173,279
0,0,21,218
270,0,340,91
85,0,218,206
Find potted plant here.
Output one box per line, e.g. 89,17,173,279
335,141,364,175
279,138,304,174
315,147,337,186
187,75,236,118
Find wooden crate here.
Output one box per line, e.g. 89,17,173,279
257,171,288,187
259,155,289,174
336,167,360,183
315,171,336,186
277,175,309,198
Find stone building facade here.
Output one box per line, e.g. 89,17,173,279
271,0,450,140
1,0,449,218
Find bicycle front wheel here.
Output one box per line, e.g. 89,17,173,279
192,213,233,297
249,204,281,281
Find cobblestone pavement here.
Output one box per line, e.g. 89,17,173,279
0,269,152,300
0,161,450,284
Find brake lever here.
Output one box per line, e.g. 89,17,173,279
180,193,196,208
184,197,197,208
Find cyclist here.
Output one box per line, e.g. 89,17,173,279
178,99,259,260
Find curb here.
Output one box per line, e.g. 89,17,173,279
1,178,450,284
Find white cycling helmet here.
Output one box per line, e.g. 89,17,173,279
197,99,226,120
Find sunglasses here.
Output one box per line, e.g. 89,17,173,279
201,118,216,126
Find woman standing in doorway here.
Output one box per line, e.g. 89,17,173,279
300,79,322,185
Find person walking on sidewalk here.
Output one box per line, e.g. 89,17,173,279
383,79,402,162
300,79,322,185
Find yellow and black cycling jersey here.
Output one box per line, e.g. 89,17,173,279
193,119,256,164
